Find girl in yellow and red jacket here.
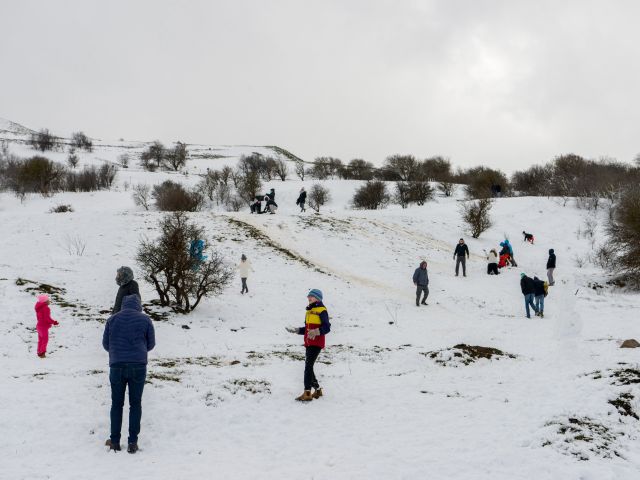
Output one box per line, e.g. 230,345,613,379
286,289,331,402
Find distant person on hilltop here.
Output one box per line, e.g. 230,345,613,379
103,294,155,454
286,289,331,402
523,231,535,244
546,249,556,286
520,273,538,319
412,260,430,306
296,187,307,212
112,266,140,314
453,238,470,277
34,294,59,358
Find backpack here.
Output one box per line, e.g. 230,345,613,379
543,281,549,297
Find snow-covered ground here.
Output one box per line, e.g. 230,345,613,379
1,123,639,479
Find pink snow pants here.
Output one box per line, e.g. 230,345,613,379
37,327,49,355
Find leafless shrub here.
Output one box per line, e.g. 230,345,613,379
118,153,130,168
136,212,232,312
294,160,306,181
70,131,93,152
308,184,331,212
49,204,73,213
67,148,79,169
164,142,188,171
352,180,390,210
438,181,454,197
606,187,640,283
61,234,87,256
460,198,493,238
132,184,151,210
30,129,60,152
140,141,165,171
275,159,288,181
225,195,245,212
152,180,203,212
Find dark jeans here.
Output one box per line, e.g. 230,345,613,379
110,363,146,445
455,256,466,275
487,263,499,275
304,346,322,390
241,277,248,293
416,285,429,304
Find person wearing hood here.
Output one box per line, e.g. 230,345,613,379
103,294,155,454
547,249,556,286
237,254,254,294
296,187,307,212
112,266,140,314
520,273,538,319
286,289,331,402
34,294,59,358
412,261,430,306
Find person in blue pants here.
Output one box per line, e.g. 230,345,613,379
519,273,538,318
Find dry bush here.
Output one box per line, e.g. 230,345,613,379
70,132,93,152
606,187,640,283
132,184,151,210
164,142,188,171
460,198,493,238
140,141,165,171
341,158,374,180
152,180,203,212
30,129,60,152
438,181,454,197
275,159,288,181
352,180,390,210
50,204,74,213
67,148,79,168
137,212,232,312
308,184,331,212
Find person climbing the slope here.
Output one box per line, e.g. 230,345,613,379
34,294,59,358
412,260,429,306
296,187,307,212
501,239,517,267
523,231,535,244
237,254,253,294
453,238,470,277
520,273,538,319
286,289,331,402
112,266,140,314
533,276,548,318
546,248,556,286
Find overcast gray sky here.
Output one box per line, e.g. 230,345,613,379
1,0,639,170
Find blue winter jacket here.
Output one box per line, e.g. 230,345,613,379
103,294,155,366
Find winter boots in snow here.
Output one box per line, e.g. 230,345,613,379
312,388,323,399
296,390,313,401
127,443,139,454
105,439,121,452
37,353,46,358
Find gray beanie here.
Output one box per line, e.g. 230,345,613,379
116,266,134,286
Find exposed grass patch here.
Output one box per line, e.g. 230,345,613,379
542,416,624,460
608,392,638,420
422,344,516,367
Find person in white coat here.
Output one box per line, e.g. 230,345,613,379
238,254,254,294
486,249,499,275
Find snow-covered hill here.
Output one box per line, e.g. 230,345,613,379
0,124,639,479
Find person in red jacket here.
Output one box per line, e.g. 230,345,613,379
34,294,59,358
286,289,331,402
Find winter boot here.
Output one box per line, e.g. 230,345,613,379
539,312,544,318
421,300,428,305
37,353,46,358
127,443,139,454
312,388,323,399
105,439,121,452
295,390,313,402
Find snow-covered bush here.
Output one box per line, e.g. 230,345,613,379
137,212,232,312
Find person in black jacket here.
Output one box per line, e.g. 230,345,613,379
520,273,538,318
453,239,470,277
113,266,140,314
296,187,307,212
546,249,556,286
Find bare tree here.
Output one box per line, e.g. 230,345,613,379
438,181,454,197
164,142,188,171
140,141,165,170
70,132,93,152
118,153,130,168
352,181,390,210
30,129,60,152
294,160,306,181
67,148,79,168
136,212,232,312
132,184,151,210
275,159,288,181
606,186,640,283
460,198,493,238
308,184,331,212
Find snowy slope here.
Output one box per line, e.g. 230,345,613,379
1,140,640,479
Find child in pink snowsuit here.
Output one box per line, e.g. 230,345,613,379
34,295,59,357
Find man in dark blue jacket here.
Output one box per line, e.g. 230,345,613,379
546,249,556,286
103,294,155,454
413,261,429,306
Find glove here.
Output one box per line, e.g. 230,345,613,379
285,326,298,334
307,328,320,340
53,321,59,326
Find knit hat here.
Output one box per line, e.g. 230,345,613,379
307,289,323,301
36,294,49,304
520,273,526,278
241,254,247,261
116,266,134,286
